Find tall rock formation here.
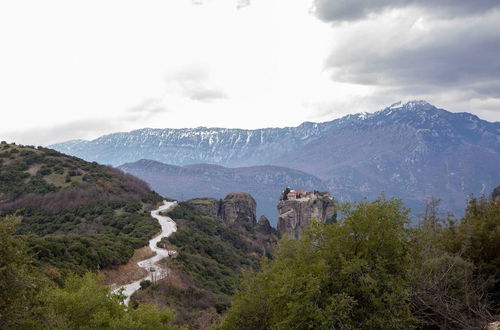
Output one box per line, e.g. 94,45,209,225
277,189,337,239
220,192,257,226
257,215,275,235
185,193,278,260
185,193,257,226
184,197,221,218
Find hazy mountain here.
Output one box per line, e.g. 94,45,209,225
51,101,500,217
119,159,327,224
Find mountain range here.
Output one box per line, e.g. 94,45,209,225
50,101,500,221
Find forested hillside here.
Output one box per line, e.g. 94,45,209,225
0,142,163,278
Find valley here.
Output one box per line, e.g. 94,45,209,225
119,159,326,224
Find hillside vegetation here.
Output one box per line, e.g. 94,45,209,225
0,143,163,278
221,196,500,329
131,201,277,328
0,216,176,329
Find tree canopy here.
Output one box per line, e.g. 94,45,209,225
0,216,176,329
220,196,499,329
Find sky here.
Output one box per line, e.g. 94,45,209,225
1,0,499,145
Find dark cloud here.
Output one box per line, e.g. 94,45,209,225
323,9,500,112
313,0,500,22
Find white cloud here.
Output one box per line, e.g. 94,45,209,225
0,0,498,146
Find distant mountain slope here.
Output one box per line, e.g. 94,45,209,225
272,101,500,215
119,160,327,224
50,122,341,167
51,101,500,217
0,143,163,277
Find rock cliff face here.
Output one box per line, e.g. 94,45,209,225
185,198,221,218
220,192,257,226
277,189,336,239
186,193,257,226
257,215,275,235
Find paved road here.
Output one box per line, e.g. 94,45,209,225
113,201,178,305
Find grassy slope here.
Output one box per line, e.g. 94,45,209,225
0,142,163,280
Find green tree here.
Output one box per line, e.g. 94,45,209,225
0,216,45,328
441,197,500,311
42,272,176,329
220,197,416,329
409,225,493,328
1,216,176,329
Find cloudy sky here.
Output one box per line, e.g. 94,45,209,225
1,0,499,145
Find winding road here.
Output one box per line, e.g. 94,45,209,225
113,201,178,305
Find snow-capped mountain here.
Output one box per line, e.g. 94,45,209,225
49,122,340,167
272,100,500,216
50,101,500,218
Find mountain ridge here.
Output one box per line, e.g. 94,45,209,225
51,101,500,217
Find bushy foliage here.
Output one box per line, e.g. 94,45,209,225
137,282,225,327
27,234,136,277
134,202,271,328
42,273,175,329
0,216,45,328
440,197,500,312
0,217,176,329
167,202,260,295
13,201,161,275
405,198,496,328
220,196,500,329
140,280,152,290
0,143,164,277
0,144,160,214
220,197,416,329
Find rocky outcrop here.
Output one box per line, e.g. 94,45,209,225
257,215,274,235
186,193,257,226
277,189,336,239
220,192,257,226
185,198,221,218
